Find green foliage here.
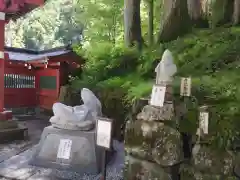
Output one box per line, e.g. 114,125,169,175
166,27,240,149
72,26,240,148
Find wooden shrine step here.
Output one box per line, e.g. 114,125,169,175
0,124,28,143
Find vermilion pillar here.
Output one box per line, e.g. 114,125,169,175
0,11,5,112
0,11,12,120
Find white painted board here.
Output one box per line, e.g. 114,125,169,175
96,119,112,149
150,85,166,107
199,112,209,134
57,139,72,159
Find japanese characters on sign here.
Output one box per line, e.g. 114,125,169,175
199,111,209,135
150,85,166,107
57,139,72,160
180,77,191,97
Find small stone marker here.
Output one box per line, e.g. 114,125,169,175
57,139,72,160
180,77,191,96
150,85,166,107
96,117,113,180
155,49,177,84
199,106,209,135
150,49,177,107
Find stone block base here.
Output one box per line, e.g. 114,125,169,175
29,126,112,175
0,123,28,143
0,110,12,121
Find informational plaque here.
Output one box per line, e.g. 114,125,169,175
199,112,209,134
57,139,72,160
180,77,191,96
96,117,113,149
150,85,166,107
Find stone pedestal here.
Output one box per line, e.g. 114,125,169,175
29,125,109,175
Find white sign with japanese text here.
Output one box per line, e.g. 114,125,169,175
150,85,166,107
96,118,112,149
57,139,72,160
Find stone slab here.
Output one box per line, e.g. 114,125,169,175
0,120,18,130
29,126,106,175
0,124,28,143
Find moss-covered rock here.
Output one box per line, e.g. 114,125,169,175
191,144,235,175
124,155,172,180
125,119,183,166
180,164,237,180
137,103,175,122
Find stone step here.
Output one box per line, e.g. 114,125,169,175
0,120,18,130
0,125,28,143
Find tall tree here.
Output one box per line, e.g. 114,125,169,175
233,0,240,25
147,0,154,45
157,0,190,43
124,0,143,49
187,0,209,27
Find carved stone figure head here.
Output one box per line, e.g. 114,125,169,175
81,88,102,118
155,49,177,84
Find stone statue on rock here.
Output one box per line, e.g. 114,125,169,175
155,49,177,84
50,88,102,131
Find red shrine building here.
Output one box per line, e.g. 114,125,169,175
0,0,83,120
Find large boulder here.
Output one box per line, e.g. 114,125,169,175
125,120,183,166
124,155,172,180
180,164,237,180
191,144,235,175
137,104,175,122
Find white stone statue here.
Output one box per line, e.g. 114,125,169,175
49,88,102,130
155,49,177,84
81,88,102,118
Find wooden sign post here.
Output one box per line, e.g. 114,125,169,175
180,77,192,158
199,106,209,136
180,77,191,97
96,117,113,180
179,77,192,124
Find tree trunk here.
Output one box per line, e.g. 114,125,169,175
124,0,143,49
233,0,240,25
187,0,208,27
157,0,190,43
148,0,154,45
203,0,234,28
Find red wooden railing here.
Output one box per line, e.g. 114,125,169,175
4,60,60,110
4,61,36,108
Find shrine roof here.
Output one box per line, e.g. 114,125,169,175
5,45,74,61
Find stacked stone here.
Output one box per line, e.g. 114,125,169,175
180,106,237,180
124,84,184,180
